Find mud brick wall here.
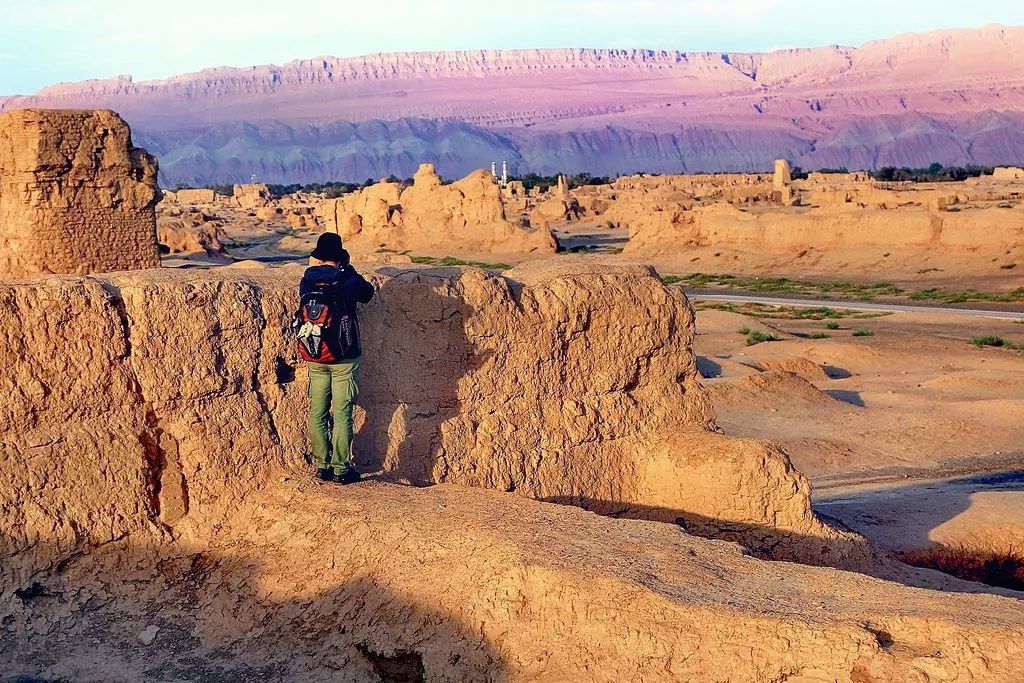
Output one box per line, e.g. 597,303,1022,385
0,108,160,278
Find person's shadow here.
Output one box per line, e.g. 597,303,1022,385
354,268,486,485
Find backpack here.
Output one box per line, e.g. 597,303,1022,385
292,280,358,363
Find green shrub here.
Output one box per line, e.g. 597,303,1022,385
971,336,1008,348
852,329,875,337
808,332,831,339
826,321,841,330
745,330,779,346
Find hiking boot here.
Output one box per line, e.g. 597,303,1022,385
315,468,333,482
333,466,361,485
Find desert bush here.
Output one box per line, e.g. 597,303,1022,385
745,330,779,346
898,544,1024,591
852,329,874,337
826,321,841,330
972,335,1007,348
809,332,831,339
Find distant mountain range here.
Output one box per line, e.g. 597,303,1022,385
4,24,1024,186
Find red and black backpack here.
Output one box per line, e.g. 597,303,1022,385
292,281,357,363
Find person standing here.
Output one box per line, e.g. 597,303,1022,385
295,233,374,483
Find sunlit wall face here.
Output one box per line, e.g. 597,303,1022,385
1,0,1023,94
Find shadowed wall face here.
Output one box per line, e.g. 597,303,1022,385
0,108,160,278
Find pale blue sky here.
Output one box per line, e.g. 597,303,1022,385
2,0,1023,94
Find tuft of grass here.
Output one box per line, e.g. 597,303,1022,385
971,336,1024,349
852,328,875,337
972,335,1008,348
660,274,686,286
826,321,841,330
808,332,831,339
745,330,780,346
898,544,1024,591
410,255,511,270
737,326,752,335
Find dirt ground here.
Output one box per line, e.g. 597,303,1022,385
690,302,1024,560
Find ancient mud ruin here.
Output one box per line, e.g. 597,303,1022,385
4,264,1024,679
4,112,1024,681
318,163,556,255
0,109,160,278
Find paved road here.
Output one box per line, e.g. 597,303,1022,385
686,292,1024,320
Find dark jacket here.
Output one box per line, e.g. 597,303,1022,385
299,263,375,358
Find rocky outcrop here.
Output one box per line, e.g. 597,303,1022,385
318,164,556,255
0,109,160,278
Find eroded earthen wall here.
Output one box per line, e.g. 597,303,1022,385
0,263,866,593
0,109,160,278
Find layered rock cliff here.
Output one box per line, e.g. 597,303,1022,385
3,26,1024,184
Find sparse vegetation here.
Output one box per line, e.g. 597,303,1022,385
737,327,780,346
516,172,613,192
826,321,841,330
663,272,1024,304
692,301,889,321
970,336,1024,350
898,544,1024,591
808,332,832,339
972,335,1008,348
662,273,904,301
909,287,1024,304
871,163,994,183
409,255,511,270
852,329,875,337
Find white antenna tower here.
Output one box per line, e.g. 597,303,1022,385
501,160,508,187
491,161,497,179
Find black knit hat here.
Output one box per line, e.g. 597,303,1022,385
311,232,345,262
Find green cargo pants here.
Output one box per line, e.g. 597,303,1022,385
307,359,360,474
